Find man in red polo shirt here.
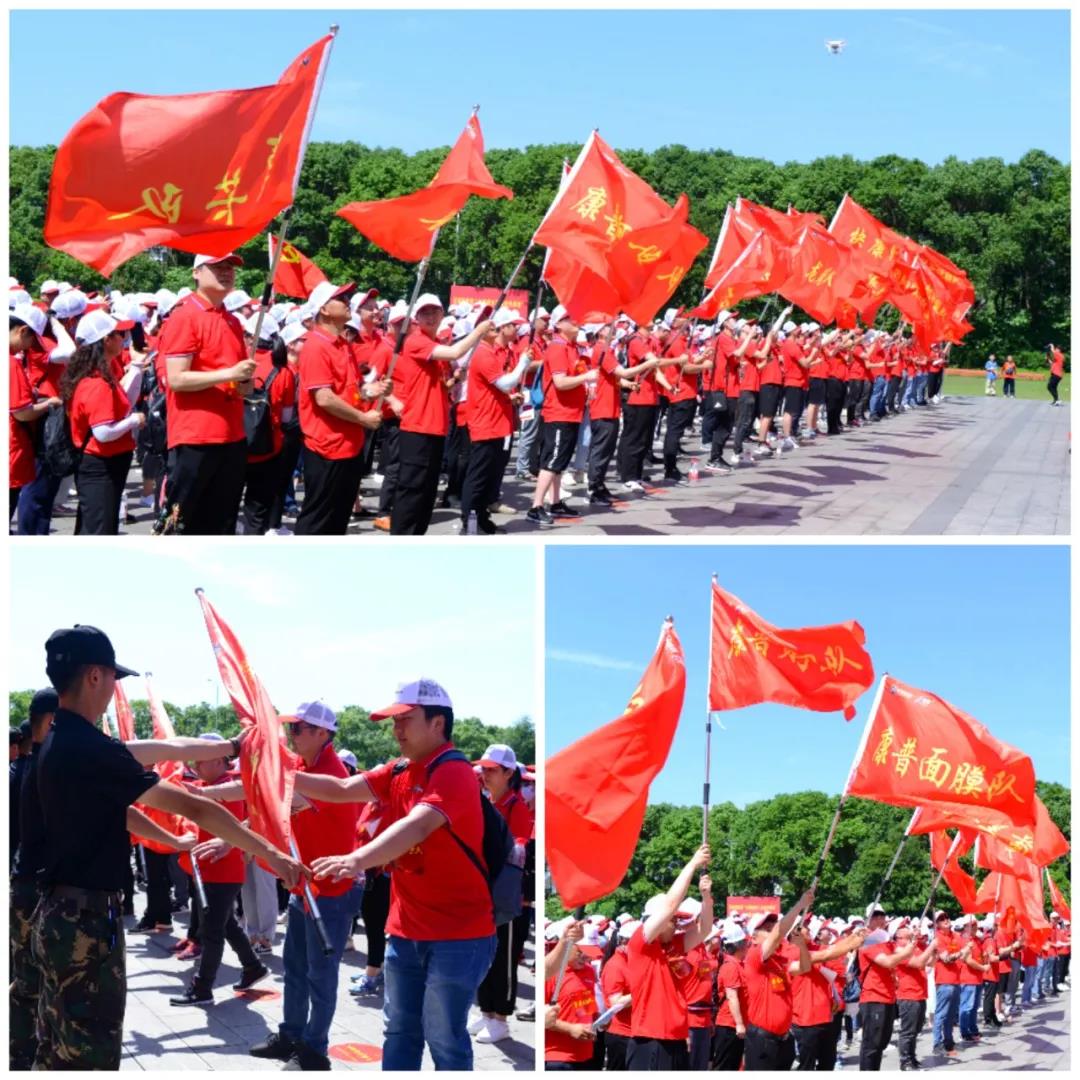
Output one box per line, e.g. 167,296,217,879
656,309,705,484
391,295,491,535
931,909,970,1055
713,920,750,1070
857,903,916,1071
893,919,935,1070
159,253,255,534
625,844,712,1070
742,887,814,1070
753,305,794,455
777,323,815,452
1047,343,1066,405
460,308,533,534
305,678,496,1070
615,322,670,492
294,280,386,535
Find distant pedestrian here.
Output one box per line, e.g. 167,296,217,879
1002,356,1017,397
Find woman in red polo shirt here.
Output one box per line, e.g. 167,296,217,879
62,310,148,534
545,922,599,1070
599,921,636,1069
1047,343,1066,405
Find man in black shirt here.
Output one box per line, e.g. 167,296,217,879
33,625,308,1070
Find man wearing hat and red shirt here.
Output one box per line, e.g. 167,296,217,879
856,905,917,1070
460,308,533,534
158,253,258,534
298,678,497,1070
893,919,936,1070
294,280,387,535
931,908,971,1056
392,295,492,535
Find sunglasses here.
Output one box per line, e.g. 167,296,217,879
289,721,321,736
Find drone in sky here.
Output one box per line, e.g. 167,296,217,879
825,39,847,55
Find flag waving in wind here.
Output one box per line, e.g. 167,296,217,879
133,674,192,854
270,235,327,298
546,619,686,908
45,34,335,275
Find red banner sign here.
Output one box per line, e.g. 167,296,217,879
449,284,530,317
726,896,781,917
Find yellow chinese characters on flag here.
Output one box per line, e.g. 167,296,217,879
847,676,1038,827
45,34,334,275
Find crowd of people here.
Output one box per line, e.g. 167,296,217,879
14,267,1066,537
9,628,535,1071
544,846,1070,1072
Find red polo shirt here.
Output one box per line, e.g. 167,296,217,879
739,353,762,394
626,925,689,1041
298,327,366,460
1050,349,1065,377
160,292,247,448
934,930,963,984
24,336,64,399
493,788,533,846
859,941,898,1004
896,957,928,1001
995,928,1016,976
792,960,835,1027
544,963,598,1063
600,947,633,1037
744,940,795,1036
678,943,718,1028
781,339,809,388
363,742,493,941
716,953,748,1028
398,329,448,436
69,373,136,457
354,328,400,420
541,338,588,423
466,341,515,442
625,336,659,406
759,343,783,387
959,939,984,984
9,355,37,489
181,775,246,885
589,343,622,421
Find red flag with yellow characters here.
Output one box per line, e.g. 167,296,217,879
847,676,1038,826
691,228,789,318
778,226,865,324
270,235,327,298
708,581,873,720
45,34,334,276
337,112,512,262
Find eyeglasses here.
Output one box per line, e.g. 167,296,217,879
289,721,320,736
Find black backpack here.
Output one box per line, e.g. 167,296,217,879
243,366,282,456
395,748,523,926
40,403,90,479
140,354,168,457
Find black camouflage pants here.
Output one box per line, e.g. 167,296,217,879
32,893,126,1070
10,879,40,1069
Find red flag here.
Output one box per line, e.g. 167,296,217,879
929,828,979,913
915,245,975,307
708,581,873,720
691,228,789,318
975,871,1051,941
45,35,333,276
100,715,111,737
133,674,190,854
546,620,686,907
736,197,808,245
112,682,136,742
337,113,512,262
703,203,758,289
972,831,1037,881
1047,871,1071,921
847,676,1038,826
196,589,298,869
270,235,327,298
779,227,865,324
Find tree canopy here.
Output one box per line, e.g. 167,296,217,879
10,141,1069,368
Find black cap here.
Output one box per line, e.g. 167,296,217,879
18,720,32,739
29,688,59,718
45,625,138,679
10,728,23,746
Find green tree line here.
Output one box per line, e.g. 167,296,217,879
10,142,1069,368
546,782,1070,921
8,690,534,771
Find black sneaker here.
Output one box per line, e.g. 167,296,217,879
250,1033,296,1060
664,471,688,485
169,985,214,1007
548,501,577,518
589,491,612,506
525,506,554,527
130,917,162,933
477,518,506,535
283,1043,332,1071
232,962,270,992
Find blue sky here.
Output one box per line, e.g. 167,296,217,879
546,545,1070,807
9,10,1069,164
10,545,535,726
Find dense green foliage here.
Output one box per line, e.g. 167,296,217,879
546,782,1070,920
10,142,1069,368
8,689,533,770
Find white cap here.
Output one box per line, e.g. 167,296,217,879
371,678,453,720
282,701,337,732
887,917,907,941
345,315,362,333
117,302,148,325
307,280,355,314
866,902,887,920
550,304,572,326
618,919,642,941
530,305,550,321
193,252,243,269
387,300,410,325
663,307,680,328
223,289,253,313
616,912,633,926
414,292,444,314
580,923,605,949
493,307,526,330
10,302,48,341
337,749,359,771
74,310,135,346
450,301,472,318
176,287,193,301
270,303,291,323
715,310,733,326
9,288,31,309
40,279,60,295
749,911,779,933
642,894,668,919
722,920,749,945
438,315,456,336
281,322,308,347
350,287,380,313
451,318,474,342
478,743,519,770
782,320,797,333
52,289,88,319
243,313,280,341
676,897,702,922
576,330,588,345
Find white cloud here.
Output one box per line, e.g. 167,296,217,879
546,648,640,672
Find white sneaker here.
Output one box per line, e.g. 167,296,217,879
475,1017,511,1043
467,1014,488,1036
781,437,797,452
623,480,644,493
752,445,772,459
739,451,755,465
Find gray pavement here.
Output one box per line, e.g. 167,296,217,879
41,395,1069,537
118,888,535,1071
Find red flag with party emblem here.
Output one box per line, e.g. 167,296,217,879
929,828,979,913
708,581,873,720
546,619,686,907
337,112,512,262
270,235,327,298
45,35,334,276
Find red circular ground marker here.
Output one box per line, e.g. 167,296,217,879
329,1043,383,1064
234,987,282,1002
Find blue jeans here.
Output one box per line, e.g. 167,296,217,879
933,982,959,1048
958,983,980,1036
16,458,63,535
1021,964,1039,1005
868,376,888,417
382,933,497,1070
1038,957,1055,996
915,373,929,404
280,883,364,1056
571,407,592,472
901,375,915,407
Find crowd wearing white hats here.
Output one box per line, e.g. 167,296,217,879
543,850,1070,1072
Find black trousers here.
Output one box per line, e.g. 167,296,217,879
392,430,445,535
476,918,519,1016
74,451,132,535
626,1036,689,1071
897,999,926,1064
294,449,364,535
792,1021,836,1070
528,418,546,476
858,1001,896,1071
885,375,902,412
587,417,619,492
983,979,1000,1025
143,848,173,926
617,405,656,482
825,378,846,433
377,418,401,515
192,880,259,992
461,435,509,527
242,451,287,535
928,369,944,398
732,391,758,455
361,872,390,969
271,429,302,528
662,399,697,474
744,1024,795,1070
165,439,247,535
688,1025,713,1071
1002,377,1016,397
445,405,471,499
1048,373,1061,402
711,1025,744,1071
604,1032,630,1070
701,391,732,462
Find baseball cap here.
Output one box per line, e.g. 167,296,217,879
280,322,308,347
934,909,951,922
662,307,682,328
748,911,779,933
193,252,244,269
492,308,526,330
223,290,253,313
371,678,453,721
387,300,410,325
478,743,519,770
722,921,749,945
349,287,380,313
52,289,88,320
308,281,355,313
74,310,135,346
242,313,280,341
550,304,574,326
10,302,48,345
414,292,444,314
642,894,669,919
337,748,359,771
618,918,642,941
530,306,550,321
45,625,138,679
9,288,31,310
283,701,338,732
782,320,797,333
29,688,59,718
40,279,60,296
866,902,886,920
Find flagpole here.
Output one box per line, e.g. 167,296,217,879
919,830,963,923
190,855,209,916
871,807,920,910
549,905,587,1005
809,672,887,890
289,836,333,955
704,576,717,845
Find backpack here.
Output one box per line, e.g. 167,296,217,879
528,352,546,409
395,748,522,926
40,403,90,479
243,366,282,456
141,355,168,457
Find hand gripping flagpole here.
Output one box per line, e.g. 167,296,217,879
190,853,210,916
808,672,887,891
704,577,717,845
289,837,333,955
919,830,964,924
549,906,587,1006
870,807,920,911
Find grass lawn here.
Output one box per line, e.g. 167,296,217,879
943,373,1070,401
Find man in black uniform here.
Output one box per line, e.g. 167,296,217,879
33,625,308,1069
